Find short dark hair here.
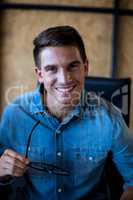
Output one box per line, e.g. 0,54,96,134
33,25,87,68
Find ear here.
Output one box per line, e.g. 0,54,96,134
35,67,44,84
84,59,89,76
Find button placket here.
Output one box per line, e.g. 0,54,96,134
56,129,61,135
55,127,64,198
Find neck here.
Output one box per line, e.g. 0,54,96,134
44,95,75,121
47,106,72,121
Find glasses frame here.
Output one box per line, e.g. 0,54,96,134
25,121,70,176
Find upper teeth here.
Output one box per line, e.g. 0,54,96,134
56,86,74,92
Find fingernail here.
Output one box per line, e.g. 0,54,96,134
25,159,29,164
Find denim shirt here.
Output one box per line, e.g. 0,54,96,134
0,88,133,200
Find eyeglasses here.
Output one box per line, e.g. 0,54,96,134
25,121,70,176
28,161,70,176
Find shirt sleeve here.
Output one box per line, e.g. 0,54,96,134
0,106,12,156
0,107,28,193
111,111,133,190
0,106,13,185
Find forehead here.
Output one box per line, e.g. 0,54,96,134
40,46,82,67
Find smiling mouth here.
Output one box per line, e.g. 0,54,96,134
55,85,76,93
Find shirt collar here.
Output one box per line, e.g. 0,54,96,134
30,84,46,115
30,83,83,117
30,84,99,118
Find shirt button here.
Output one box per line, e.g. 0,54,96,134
56,129,61,134
89,156,93,161
57,188,62,193
57,152,62,156
28,147,31,151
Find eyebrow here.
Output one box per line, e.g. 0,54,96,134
42,60,82,69
69,60,82,65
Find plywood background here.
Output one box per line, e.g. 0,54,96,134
0,0,133,129
3,0,113,7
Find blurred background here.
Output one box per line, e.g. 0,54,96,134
0,0,133,128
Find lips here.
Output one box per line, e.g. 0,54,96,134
56,85,75,93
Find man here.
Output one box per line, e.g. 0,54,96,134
0,25,133,200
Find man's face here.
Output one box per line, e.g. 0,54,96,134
36,46,88,107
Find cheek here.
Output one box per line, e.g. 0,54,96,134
43,80,50,91
43,78,55,91
76,71,86,84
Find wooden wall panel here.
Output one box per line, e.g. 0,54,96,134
0,9,112,107
120,0,133,9
4,0,113,7
117,16,133,128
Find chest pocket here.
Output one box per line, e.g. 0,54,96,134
14,145,45,161
68,147,108,185
87,148,108,166
70,148,107,170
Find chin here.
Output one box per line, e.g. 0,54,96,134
59,97,79,107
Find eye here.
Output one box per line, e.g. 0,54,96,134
44,65,57,73
69,63,79,71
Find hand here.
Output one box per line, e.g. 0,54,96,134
120,187,133,200
0,149,29,180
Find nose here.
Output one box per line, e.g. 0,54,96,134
58,69,72,84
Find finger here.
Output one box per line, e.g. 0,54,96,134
4,149,29,164
1,152,27,169
4,164,26,177
12,165,27,177
1,149,29,177
5,155,27,170
2,159,27,177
